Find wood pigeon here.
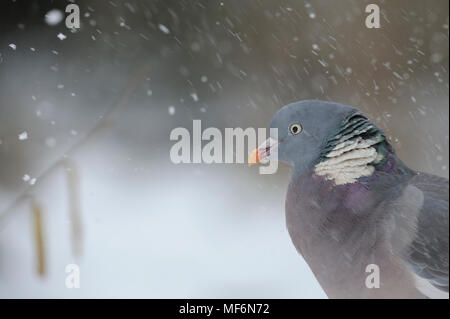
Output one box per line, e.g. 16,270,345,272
250,100,449,298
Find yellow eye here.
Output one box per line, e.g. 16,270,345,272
289,123,302,135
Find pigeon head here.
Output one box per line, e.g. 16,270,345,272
250,100,388,183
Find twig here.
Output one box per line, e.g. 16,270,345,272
31,199,45,277
0,62,151,225
64,159,82,258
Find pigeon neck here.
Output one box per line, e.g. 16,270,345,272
310,112,396,186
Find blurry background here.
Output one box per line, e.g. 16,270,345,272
0,0,448,298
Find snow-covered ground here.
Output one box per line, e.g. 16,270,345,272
0,137,326,298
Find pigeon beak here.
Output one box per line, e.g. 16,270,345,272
248,137,279,165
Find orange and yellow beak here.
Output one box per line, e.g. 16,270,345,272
248,149,260,165
248,137,279,165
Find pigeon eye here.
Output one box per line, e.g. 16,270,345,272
289,123,302,135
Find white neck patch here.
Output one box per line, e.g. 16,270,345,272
314,136,384,185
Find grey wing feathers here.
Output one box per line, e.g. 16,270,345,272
407,172,449,293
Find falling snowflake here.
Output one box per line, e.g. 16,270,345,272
190,93,199,102
158,24,170,34
9,43,17,50
168,105,176,115
46,137,56,148
45,9,64,26
18,131,28,140
57,33,67,41
191,42,201,52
